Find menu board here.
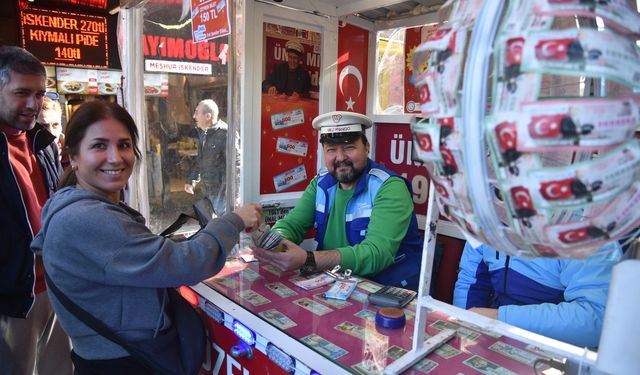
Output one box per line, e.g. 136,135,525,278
56,67,121,95
57,67,96,94
21,8,109,68
143,73,169,97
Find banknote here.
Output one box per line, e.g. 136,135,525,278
357,281,382,293
431,320,481,341
301,334,348,360
238,290,270,306
335,321,365,340
463,355,518,375
293,297,334,316
265,282,298,298
489,341,539,366
259,308,297,330
354,309,377,322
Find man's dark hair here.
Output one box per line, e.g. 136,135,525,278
320,131,368,146
0,46,46,89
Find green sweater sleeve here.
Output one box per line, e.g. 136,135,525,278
272,177,318,244
337,177,414,277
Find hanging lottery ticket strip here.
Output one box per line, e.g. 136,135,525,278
410,0,640,259
388,1,640,374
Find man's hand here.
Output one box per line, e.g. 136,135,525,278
252,239,307,272
267,86,277,95
184,184,194,194
470,307,498,320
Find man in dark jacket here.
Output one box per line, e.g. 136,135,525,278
262,39,311,99
184,99,228,216
0,46,70,375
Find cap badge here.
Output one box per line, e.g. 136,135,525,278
332,114,342,123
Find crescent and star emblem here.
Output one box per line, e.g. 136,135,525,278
339,65,363,111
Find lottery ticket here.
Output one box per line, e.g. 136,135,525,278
293,297,334,316
273,165,307,192
276,137,308,157
301,334,348,360
271,108,305,130
325,280,357,300
290,273,335,290
258,308,297,330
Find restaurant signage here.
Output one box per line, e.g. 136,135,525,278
190,0,231,43
21,7,109,68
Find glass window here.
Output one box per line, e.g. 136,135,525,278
375,28,405,115
142,0,234,234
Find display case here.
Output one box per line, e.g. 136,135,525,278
188,253,568,375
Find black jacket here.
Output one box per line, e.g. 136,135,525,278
1,123,61,318
186,122,228,187
261,63,311,98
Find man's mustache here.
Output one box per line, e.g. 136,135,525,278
334,160,353,169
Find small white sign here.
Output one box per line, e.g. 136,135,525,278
145,59,212,75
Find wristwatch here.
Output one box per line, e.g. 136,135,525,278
300,251,317,275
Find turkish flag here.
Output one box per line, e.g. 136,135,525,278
535,38,574,61
540,178,576,200
558,226,590,244
510,186,536,212
495,121,517,151
336,23,368,114
506,37,524,66
528,114,565,139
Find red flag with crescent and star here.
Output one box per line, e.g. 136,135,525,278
336,23,368,114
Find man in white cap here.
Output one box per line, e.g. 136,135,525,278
261,39,311,99
253,111,423,290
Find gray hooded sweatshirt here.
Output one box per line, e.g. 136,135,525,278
31,186,244,360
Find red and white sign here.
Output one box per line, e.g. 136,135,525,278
336,23,368,114
190,0,231,42
375,124,430,215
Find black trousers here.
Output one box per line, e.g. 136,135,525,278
71,350,152,375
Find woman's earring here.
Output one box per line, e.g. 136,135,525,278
71,164,78,171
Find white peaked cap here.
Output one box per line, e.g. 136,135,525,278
312,111,372,135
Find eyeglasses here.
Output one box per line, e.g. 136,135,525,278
45,92,60,100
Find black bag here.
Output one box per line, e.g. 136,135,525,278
45,273,206,375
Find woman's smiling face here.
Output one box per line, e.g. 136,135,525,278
70,116,135,203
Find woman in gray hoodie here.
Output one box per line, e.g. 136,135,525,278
31,101,261,374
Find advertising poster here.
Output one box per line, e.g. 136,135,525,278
374,124,430,215
144,0,229,76
260,22,320,195
190,0,231,42
404,24,438,113
336,23,369,114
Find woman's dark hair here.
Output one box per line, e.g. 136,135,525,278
58,100,142,188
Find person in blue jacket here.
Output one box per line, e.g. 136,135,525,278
453,241,622,348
